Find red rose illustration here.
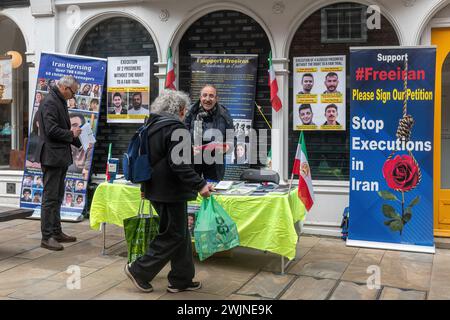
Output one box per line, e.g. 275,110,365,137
382,155,419,192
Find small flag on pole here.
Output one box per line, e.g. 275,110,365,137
268,51,282,112
165,47,176,90
292,132,314,211
105,143,112,182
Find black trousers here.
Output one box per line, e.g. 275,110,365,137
130,201,195,287
41,165,67,240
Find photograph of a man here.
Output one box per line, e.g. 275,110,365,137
74,194,84,208
21,188,32,202
37,78,48,91
35,75,81,251
64,193,74,207
298,104,315,125
298,73,314,94
23,175,33,187
32,191,42,204
323,72,340,94
33,176,43,189
89,98,99,112
109,92,127,114
124,89,215,294
75,180,85,192
128,92,149,115
323,104,340,126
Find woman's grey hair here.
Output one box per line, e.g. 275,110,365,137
151,90,191,115
58,75,78,88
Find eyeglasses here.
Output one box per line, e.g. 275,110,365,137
66,86,76,96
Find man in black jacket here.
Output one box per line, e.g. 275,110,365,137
184,84,234,181
35,75,82,251
125,89,214,293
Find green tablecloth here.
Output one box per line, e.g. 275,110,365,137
90,182,306,260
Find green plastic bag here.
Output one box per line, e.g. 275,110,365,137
194,195,240,261
123,200,159,263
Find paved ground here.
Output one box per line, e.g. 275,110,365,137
0,218,449,300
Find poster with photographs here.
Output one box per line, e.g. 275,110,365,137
226,119,253,165
107,56,150,123
0,56,12,100
293,55,346,131
21,52,106,222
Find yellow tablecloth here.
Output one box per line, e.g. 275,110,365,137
89,182,306,260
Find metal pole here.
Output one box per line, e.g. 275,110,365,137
102,222,106,255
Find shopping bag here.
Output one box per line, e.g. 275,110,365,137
123,200,160,263
194,195,240,261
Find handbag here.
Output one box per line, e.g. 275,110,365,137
194,195,240,261
123,199,160,263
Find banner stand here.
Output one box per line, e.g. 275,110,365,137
346,239,435,254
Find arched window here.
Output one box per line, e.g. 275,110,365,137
178,10,272,167
288,3,399,181
76,17,159,174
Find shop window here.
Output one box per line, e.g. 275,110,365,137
76,17,159,174
321,4,367,43
0,16,28,170
288,3,399,181
178,10,272,168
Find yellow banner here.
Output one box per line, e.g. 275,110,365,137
321,93,343,104
295,124,318,131
321,67,344,72
296,94,318,104
107,87,149,92
296,67,318,73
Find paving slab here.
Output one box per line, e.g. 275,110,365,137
46,265,99,282
158,291,226,300
379,254,432,291
280,276,336,300
0,257,30,273
329,281,379,300
289,250,355,279
236,271,294,299
39,274,122,300
0,264,59,296
428,254,450,300
8,279,65,299
379,287,426,300
313,238,359,256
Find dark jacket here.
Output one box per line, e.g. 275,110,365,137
184,101,234,141
184,101,234,180
141,113,207,202
35,86,81,167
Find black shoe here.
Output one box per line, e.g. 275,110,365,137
53,232,77,243
167,281,202,293
41,237,64,251
124,263,153,293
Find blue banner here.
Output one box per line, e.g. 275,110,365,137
348,47,436,250
21,52,107,221
190,55,258,180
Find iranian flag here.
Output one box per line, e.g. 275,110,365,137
268,51,282,112
292,131,314,211
165,47,176,90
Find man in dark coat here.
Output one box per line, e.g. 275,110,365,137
125,89,214,293
35,75,82,251
184,85,234,181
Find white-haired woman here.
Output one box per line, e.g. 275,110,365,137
124,90,214,293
